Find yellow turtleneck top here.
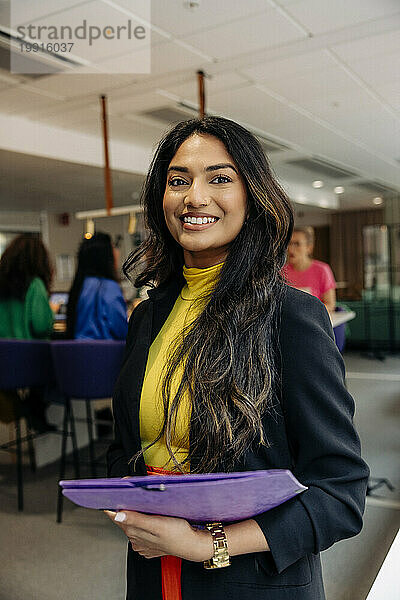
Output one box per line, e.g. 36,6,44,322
140,262,223,470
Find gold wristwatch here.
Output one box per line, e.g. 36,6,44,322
203,522,231,569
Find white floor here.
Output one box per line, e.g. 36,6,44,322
322,352,400,600
0,351,399,600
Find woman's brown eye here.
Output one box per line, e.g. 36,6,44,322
211,175,231,184
168,178,187,187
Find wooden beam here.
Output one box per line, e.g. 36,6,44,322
100,95,113,215
197,70,205,118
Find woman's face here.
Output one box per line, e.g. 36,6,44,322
163,134,248,268
287,231,312,266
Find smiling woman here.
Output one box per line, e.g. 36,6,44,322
106,116,369,600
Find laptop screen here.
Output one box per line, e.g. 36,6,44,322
50,292,69,321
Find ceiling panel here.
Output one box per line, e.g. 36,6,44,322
90,29,165,74
158,71,249,104
320,113,400,160
98,0,150,22
10,0,94,26
241,50,336,84
99,38,208,76
106,114,166,145
34,103,100,128
116,0,269,37
31,100,167,144
15,1,151,64
208,84,285,131
0,79,13,92
284,158,358,180
180,9,305,61
346,52,400,87
331,29,400,61
256,66,365,109
108,90,174,116
0,69,26,85
286,0,400,35
276,0,304,5
378,82,400,111
0,86,61,115
23,72,133,99
0,1,9,25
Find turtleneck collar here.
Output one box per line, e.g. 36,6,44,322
181,262,223,300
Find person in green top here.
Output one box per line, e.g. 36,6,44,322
0,233,55,431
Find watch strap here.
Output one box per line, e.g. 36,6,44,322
203,522,231,569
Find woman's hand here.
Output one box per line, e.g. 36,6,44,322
105,510,213,562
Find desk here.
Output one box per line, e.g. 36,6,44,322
331,311,356,328
366,529,399,599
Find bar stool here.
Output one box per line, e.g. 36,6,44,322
50,340,125,522
0,339,53,511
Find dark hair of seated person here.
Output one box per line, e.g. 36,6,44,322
0,233,52,300
66,231,118,339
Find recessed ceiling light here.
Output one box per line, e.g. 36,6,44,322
334,186,344,194
319,199,330,208
373,197,383,205
312,180,324,188
296,195,307,204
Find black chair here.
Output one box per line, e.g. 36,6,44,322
0,339,52,510
51,340,125,522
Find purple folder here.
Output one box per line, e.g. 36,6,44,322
60,470,307,522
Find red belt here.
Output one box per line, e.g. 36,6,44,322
146,465,182,600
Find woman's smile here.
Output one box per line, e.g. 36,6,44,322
180,211,220,230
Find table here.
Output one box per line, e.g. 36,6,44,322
330,311,356,328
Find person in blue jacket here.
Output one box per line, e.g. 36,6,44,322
66,232,128,340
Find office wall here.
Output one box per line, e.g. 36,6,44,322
0,210,41,231
384,196,400,225
293,208,331,227
46,212,134,292
330,208,384,300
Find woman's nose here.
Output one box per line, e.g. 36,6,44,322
184,180,211,207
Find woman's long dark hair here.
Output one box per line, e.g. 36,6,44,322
0,233,52,300
124,116,294,473
66,232,117,338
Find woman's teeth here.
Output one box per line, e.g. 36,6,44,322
183,216,218,224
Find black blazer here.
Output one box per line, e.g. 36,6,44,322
107,279,369,600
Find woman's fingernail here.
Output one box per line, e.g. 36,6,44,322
114,512,127,522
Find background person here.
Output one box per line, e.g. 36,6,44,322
66,232,128,340
105,117,368,600
284,226,336,312
0,233,55,432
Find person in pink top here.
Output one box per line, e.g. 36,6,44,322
284,227,336,312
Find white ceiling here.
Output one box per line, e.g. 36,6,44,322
0,148,144,212
0,0,399,214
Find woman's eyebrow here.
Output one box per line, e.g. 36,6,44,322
167,163,237,173
206,163,237,173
